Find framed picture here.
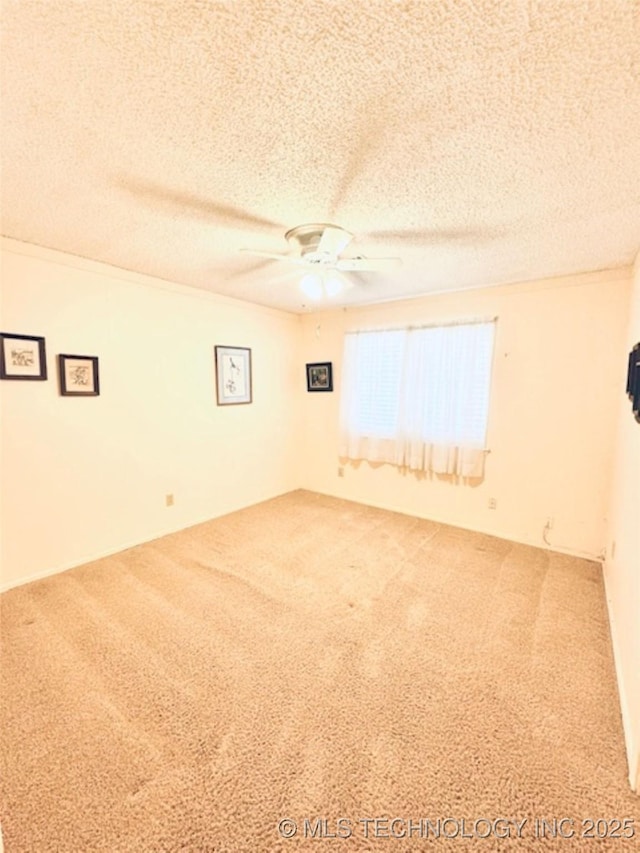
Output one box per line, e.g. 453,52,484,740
0,332,47,380
626,346,636,398
627,342,640,423
58,354,100,396
215,345,252,405
306,361,333,392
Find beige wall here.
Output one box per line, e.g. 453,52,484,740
1,239,636,787
300,269,631,558
0,239,301,589
604,253,640,791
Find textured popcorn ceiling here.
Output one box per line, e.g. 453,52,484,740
2,0,640,313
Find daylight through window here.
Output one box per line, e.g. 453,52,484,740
339,320,496,477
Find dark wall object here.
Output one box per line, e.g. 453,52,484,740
58,354,100,396
306,362,333,392
626,342,640,423
0,332,47,380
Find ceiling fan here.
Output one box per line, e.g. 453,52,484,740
237,223,403,300
118,179,497,301
239,223,402,273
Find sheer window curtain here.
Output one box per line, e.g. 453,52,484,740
339,321,495,478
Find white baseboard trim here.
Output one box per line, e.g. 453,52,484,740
602,561,638,793
0,488,297,593
302,487,603,562
1,533,163,593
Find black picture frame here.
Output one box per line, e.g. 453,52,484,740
215,345,252,405
626,347,636,398
58,354,100,396
0,332,47,380
306,361,333,392
627,343,640,423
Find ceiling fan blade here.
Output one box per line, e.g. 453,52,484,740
117,178,283,232
336,256,402,272
364,227,498,244
328,100,390,218
224,256,277,281
317,225,353,256
342,270,374,289
239,248,307,266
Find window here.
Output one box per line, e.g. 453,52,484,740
339,320,496,477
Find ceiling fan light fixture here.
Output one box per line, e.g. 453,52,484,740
299,271,345,300
324,274,343,297
300,273,323,300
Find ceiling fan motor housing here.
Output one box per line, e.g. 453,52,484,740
285,223,353,263
239,223,400,273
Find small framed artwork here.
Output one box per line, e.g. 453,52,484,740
627,342,640,423
215,345,252,405
0,332,47,380
626,346,636,398
306,361,333,392
58,354,100,396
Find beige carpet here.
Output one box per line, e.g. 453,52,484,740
1,490,638,851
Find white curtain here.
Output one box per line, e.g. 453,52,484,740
339,321,495,478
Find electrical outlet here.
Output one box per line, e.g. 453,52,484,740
546,516,554,530
337,467,344,478
488,497,497,509
165,494,174,507
611,540,616,559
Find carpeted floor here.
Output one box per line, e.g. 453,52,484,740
1,490,638,851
